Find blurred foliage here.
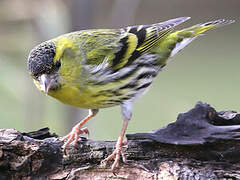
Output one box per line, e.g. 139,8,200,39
0,0,239,140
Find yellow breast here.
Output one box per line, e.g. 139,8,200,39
48,84,109,109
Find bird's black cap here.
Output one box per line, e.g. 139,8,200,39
28,42,56,79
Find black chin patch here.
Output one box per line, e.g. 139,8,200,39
28,42,56,79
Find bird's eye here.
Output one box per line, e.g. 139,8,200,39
56,61,61,68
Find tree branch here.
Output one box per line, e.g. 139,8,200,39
1,102,240,179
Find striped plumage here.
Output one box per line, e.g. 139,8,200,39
46,17,233,108
27,17,234,171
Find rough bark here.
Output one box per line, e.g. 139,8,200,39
1,102,240,180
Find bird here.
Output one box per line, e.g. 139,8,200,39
27,17,234,172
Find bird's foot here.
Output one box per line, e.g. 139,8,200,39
60,127,89,154
101,138,128,174
60,109,98,154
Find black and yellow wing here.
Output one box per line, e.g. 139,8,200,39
111,17,191,70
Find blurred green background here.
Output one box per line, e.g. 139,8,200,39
0,0,239,141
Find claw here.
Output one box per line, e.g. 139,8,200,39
60,127,89,154
100,137,128,173
59,109,98,154
81,127,90,139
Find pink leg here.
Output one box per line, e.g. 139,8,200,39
102,120,129,172
60,109,98,154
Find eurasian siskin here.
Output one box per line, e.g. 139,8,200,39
27,17,234,171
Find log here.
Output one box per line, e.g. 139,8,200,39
1,102,240,179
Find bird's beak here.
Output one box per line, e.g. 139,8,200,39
39,74,53,94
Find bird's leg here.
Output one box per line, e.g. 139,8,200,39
60,109,98,153
103,121,129,169
102,101,132,173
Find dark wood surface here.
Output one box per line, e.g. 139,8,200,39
1,102,240,179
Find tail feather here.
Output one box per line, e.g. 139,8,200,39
184,19,235,36
151,18,235,65
201,19,235,27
